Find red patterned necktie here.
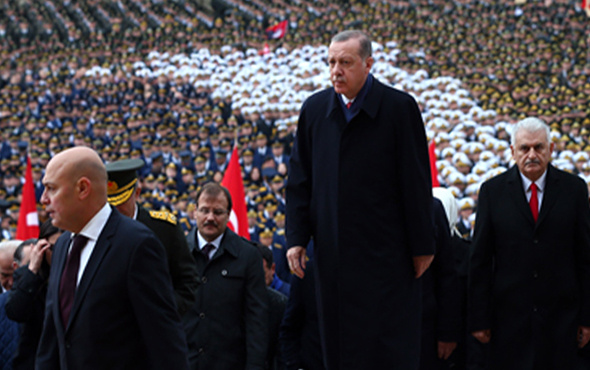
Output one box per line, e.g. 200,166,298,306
346,102,352,109
59,234,88,327
529,183,539,222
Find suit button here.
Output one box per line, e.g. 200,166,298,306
533,306,538,312
221,269,228,276
202,277,207,284
198,348,204,353
199,312,205,319
65,341,71,349
533,239,538,244
533,271,538,278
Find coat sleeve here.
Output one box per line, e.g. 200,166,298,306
395,93,435,256
5,266,44,322
35,237,67,370
286,101,313,249
573,177,590,327
243,246,270,370
167,221,199,317
467,181,495,332
127,233,190,370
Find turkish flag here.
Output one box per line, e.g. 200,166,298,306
259,42,270,56
16,156,39,240
428,141,440,187
221,147,250,240
265,20,288,39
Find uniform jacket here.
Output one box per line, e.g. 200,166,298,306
136,205,198,316
36,208,189,370
286,75,435,369
184,227,268,370
468,165,590,369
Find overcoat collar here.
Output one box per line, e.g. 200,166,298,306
324,73,383,122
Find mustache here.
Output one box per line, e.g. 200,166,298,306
203,221,217,227
525,159,541,165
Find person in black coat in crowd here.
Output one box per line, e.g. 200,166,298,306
420,194,461,369
257,243,288,370
279,241,324,370
5,219,62,370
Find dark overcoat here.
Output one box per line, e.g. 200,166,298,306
468,165,590,369
184,228,268,370
286,76,435,369
420,198,462,370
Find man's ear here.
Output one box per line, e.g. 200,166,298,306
77,177,92,200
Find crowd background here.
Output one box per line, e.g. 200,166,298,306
0,0,588,243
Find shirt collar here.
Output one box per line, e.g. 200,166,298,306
76,203,112,242
520,169,548,193
197,231,223,250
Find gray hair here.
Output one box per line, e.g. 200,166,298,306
510,117,550,146
0,240,21,260
331,30,372,60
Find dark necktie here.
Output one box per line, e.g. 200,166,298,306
59,234,88,327
529,183,539,222
200,243,215,262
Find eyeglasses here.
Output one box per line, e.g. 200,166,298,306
197,208,229,217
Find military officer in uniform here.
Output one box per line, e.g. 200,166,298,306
106,158,199,317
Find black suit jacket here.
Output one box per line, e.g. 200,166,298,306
36,208,189,370
184,228,268,370
469,165,590,369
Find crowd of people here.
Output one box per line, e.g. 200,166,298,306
0,0,586,242
0,0,588,368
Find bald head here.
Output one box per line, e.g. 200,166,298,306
42,147,108,233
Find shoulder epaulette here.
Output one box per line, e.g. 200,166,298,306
273,243,283,249
276,229,285,236
149,210,178,225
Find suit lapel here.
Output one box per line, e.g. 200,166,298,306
506,166,536,226
536,165,559,228
52,232,73,333
66,211,118,331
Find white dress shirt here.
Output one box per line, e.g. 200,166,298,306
520,170,547,213
70,203,112,285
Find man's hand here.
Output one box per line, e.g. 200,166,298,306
287,246,307,279
578,326,590,348
472,329,491,344
28,239,52,274
437,341,457,360
413,254,434,278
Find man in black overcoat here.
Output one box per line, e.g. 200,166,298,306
184,182,268,370
468,117,590,369
286,30,435,369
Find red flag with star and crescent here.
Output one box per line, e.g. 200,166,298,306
16,156,39,240
221,147,250,240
